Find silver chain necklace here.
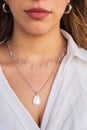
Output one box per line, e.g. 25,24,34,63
7,44,66,69
7,44,66,106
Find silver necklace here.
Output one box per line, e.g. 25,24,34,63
15,62,57,106
7,44,66,69
7,44,66,106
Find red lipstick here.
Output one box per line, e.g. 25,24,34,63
25,8,52,20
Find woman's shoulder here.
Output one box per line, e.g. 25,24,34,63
68,47,87,95
69,46,87,73
61,29,87,64
77,47,87,62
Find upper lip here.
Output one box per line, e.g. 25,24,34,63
25,8,52,13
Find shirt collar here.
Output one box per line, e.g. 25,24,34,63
61,29,87,62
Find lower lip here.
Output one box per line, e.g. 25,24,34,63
26,11,50,20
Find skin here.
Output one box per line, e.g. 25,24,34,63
6,0,68,34
1,0,69,127
5,0,69,61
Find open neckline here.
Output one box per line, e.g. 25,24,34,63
0,64,64,130
0,30,71,130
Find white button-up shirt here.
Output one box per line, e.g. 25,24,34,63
0,30,87,130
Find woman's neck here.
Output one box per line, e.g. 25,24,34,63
9,27,66,63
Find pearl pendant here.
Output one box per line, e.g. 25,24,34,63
33,94,41,105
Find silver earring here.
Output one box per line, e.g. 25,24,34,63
2,3,10,13
64,4,72,14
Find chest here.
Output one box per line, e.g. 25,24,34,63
2,65,57,127
1,65,87,130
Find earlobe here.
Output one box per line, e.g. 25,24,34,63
67,0,70,3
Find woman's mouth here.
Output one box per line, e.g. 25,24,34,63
24,8,52,20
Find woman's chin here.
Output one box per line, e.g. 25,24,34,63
26,27,51,36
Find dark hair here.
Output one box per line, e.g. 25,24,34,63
0,0,87,49
0,0,13,42
61,0,87,49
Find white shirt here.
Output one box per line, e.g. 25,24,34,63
0,30,87,130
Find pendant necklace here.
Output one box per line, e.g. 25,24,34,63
15,61,57,106
7,44,66,106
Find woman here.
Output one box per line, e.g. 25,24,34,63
0,0,87,129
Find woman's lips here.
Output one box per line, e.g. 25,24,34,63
25,8,52,20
